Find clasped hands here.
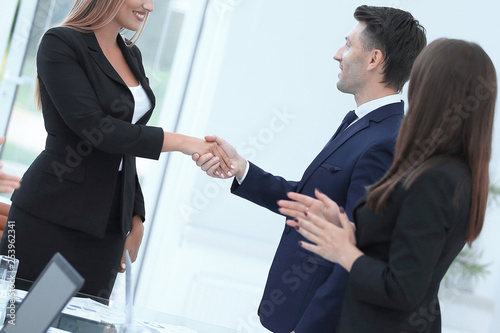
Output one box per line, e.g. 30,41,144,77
278,189,361,270
192,135,362,271
192,135,247,180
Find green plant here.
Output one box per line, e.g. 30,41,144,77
444,247,490,291
489,183,500,206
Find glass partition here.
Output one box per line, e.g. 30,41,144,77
0,0,190,200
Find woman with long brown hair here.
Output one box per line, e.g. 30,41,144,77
279,38,496,332
0,0,230,300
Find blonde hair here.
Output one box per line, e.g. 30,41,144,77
36,0,150,108
61,0,149,46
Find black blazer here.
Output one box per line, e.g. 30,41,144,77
11,27,164,238
337,158,471,333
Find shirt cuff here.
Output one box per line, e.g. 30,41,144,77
236,160,250,184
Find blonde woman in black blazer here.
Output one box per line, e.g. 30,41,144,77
0,0,230,299
280,39,496,332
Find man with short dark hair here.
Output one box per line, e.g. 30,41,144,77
194,5,426,332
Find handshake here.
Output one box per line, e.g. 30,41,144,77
0,134,242,194
190,135,246,181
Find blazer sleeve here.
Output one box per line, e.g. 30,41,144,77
348,167,466,311
37,29,164,159
293,138,397,332
230,162,299,215
133,173,146,221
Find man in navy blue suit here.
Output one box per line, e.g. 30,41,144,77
193,6,426,333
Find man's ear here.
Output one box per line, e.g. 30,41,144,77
366,49,384,71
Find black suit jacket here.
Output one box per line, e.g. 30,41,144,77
337,158,471,333
11,27,164,238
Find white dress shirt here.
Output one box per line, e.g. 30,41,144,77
118,83,152,171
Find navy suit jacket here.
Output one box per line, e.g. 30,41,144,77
231,102,404,332
11,27,164,238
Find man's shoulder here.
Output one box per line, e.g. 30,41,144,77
368,102,404,122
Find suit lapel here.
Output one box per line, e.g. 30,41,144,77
117,37,156,125
83,32,155,124
297,102,404,192
297,118,370,192
83,32,124,86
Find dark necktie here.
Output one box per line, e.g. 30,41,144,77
329,110,358,142
298,110,358,187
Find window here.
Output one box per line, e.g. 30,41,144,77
0,0,191,200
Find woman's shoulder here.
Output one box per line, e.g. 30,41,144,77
44,26,82,39
39,26,90,54
40,26,85,47
406,157,471,202
420,158,469,181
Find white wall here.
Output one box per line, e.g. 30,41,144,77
134,0,500,332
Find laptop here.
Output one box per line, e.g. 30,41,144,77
1,252,84,333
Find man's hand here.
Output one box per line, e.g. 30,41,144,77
192,135,247,179
162,133,234,177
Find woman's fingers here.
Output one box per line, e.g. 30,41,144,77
286,218,299,228
297,240,321,255
194,153,224,177
314,188,338,210
277,199,308,215
286,191,317,207
209,146,231,177
214,143,233,171
338,207,351,229
284,192,325,218
213,144,232,176
279,207,302,219
290,212,328,240
286,218,322,245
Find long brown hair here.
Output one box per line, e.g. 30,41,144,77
366,38,497,245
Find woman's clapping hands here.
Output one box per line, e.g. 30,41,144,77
277,189,363,271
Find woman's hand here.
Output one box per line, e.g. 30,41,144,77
0,138,21,193
286,206,362,272
119,215,144,273
278,189,341,227
192,135,247,179
162,133,234,178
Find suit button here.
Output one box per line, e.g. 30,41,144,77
284,225,291,234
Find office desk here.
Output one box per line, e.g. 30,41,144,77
54,300,236,333
15,278,236,333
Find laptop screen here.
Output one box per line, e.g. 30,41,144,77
1,252,84,333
